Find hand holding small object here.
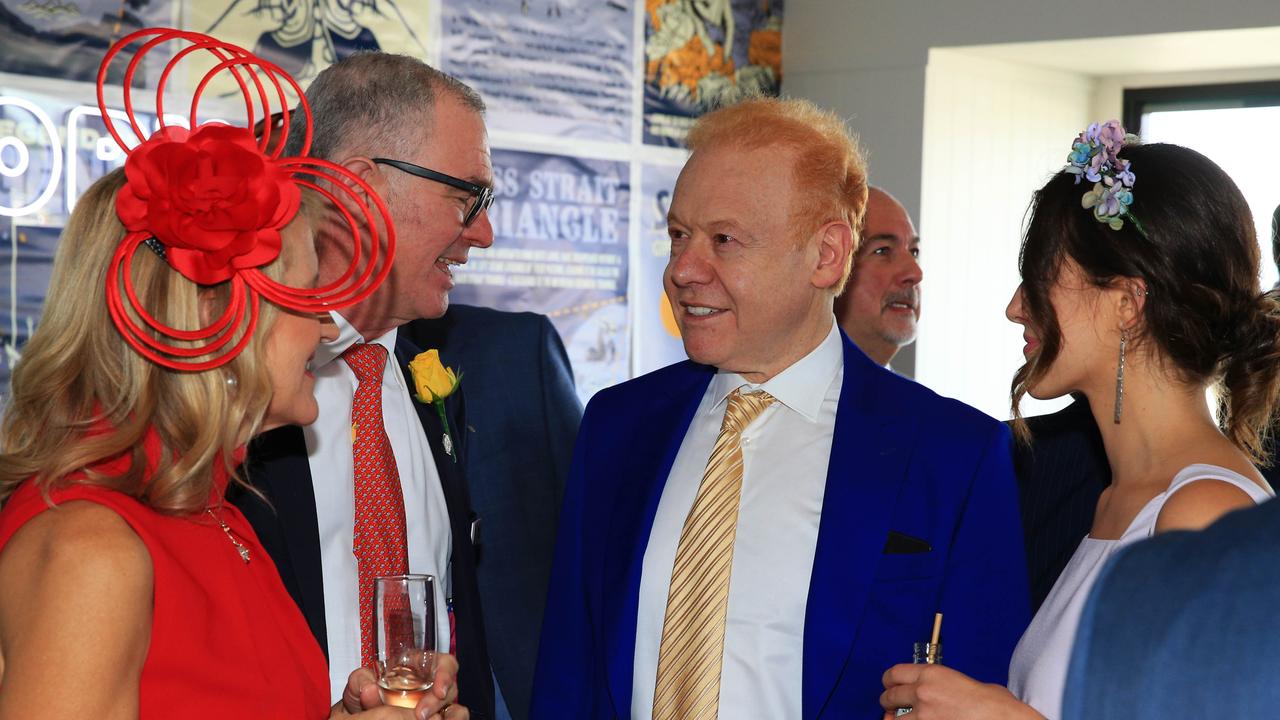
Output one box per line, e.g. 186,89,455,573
335,657,467,719
880,663,1043,720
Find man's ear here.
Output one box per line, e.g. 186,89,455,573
1113,276,1148,331
339,156,385,197
811,220,854,291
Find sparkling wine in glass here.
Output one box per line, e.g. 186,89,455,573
376,574,438,709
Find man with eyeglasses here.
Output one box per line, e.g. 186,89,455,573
232,53,497,719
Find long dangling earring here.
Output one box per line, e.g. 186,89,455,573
1113,329,1128,424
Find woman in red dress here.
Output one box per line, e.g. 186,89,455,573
0,29,465,720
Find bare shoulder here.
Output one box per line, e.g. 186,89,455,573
0,499,151,719
1155,474,1264,534
0,499,151,582
0,497,154,637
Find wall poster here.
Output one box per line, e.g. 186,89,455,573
0,2,786,402
643,0,782,147
448,148,631,403
441,0,634,142
634,162,687,375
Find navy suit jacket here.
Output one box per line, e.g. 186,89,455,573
531,335,1030,719
1011,398,1112,612
1063,496,1280,719
231,331,495,720
405,305,583,720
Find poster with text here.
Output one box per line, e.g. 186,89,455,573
450,148,630,404
635,162,687,375
1,0,173,82
441,0,633,142
643,0,782,147
192,0,430,99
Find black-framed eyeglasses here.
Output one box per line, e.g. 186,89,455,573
373,157,494,228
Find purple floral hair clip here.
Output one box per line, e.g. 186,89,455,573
1065,120,1142,232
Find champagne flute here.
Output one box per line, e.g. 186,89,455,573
376,574,438,709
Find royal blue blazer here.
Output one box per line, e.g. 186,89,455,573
531,334,1030,719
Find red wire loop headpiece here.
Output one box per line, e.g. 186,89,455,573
97,28,396,371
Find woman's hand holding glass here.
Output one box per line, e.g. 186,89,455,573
880,663,1042,720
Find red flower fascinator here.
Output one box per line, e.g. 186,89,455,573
96,28,395,370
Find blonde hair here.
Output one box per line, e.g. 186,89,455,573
0,168,302,513
686,96,868,293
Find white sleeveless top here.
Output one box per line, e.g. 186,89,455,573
1007,463,1272,719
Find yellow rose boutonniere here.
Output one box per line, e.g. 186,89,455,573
408,349,462,461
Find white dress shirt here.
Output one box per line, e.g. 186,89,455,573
306,313,453,702
632,318,844,719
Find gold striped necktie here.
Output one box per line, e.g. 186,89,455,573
652,388,777,720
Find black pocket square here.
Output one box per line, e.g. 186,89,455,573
883,531,931,554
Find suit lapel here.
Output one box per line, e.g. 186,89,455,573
393,340,463,493
802,339,917,719
601,363,714,716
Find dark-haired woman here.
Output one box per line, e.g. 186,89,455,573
880,124,1280,720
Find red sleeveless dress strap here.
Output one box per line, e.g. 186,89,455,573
0,432,331,719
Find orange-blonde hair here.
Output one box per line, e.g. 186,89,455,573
686,96,868,292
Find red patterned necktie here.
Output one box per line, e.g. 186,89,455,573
343,342,410,669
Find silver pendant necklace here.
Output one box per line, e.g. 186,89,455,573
206,508,251,563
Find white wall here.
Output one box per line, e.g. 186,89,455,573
785,1,1280,71
784,0,1280,212
915,50,1091,420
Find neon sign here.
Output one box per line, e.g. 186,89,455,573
0,96,63,218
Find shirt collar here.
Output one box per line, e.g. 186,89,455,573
708,316,843,423
312,311,400,369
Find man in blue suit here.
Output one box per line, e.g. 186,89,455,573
408,304,583,720
531,97,1029,719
